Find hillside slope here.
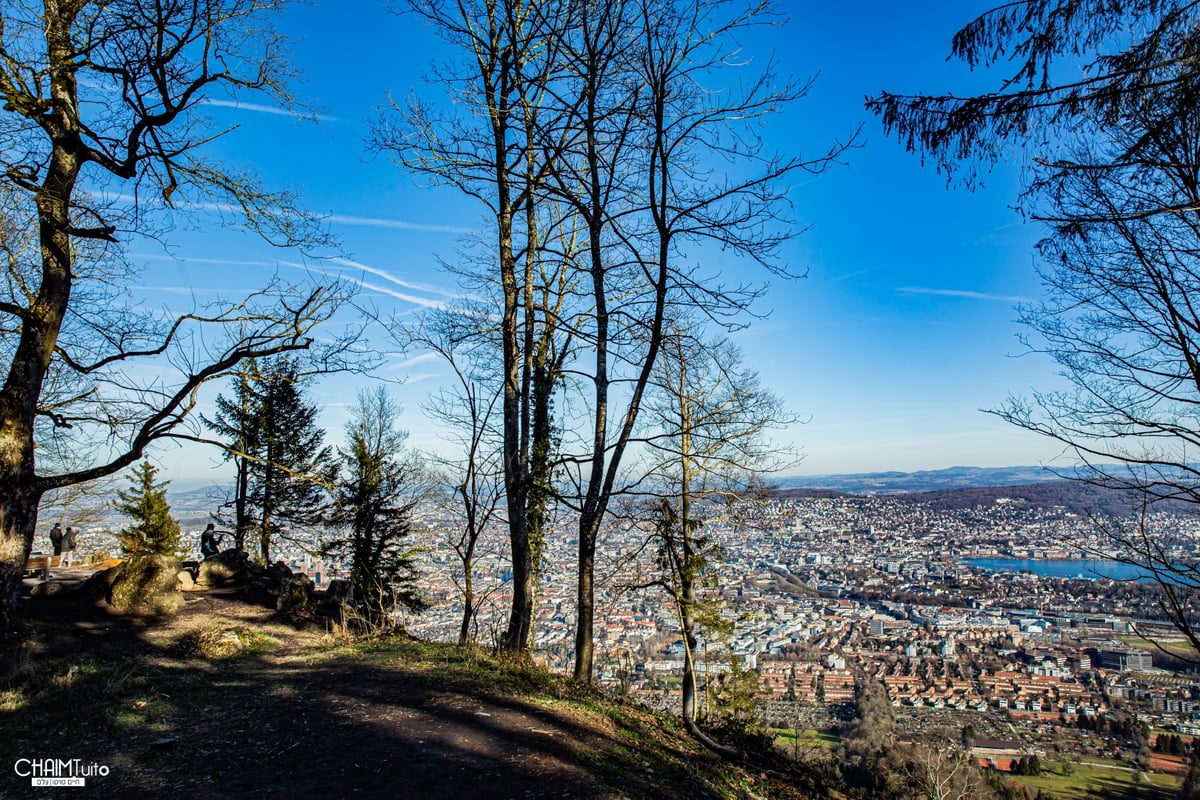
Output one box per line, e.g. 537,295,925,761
2,588,818,799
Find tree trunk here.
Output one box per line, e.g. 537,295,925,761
573,515,597,681
234,368,253,551
260,388,276,565
679,380,697,723
458,501,476,647
0,484,44,636
0,6,82,633
234,454,249,551
458,573,474,646
573,66,610,680
500,196,536,655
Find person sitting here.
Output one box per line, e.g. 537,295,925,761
200,523,222,560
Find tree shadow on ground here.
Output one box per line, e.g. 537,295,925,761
0,589,757,800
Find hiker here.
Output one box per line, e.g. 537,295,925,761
200,523,222,559
48,523,63,556
62,526,78,567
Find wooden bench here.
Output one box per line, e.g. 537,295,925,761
24,554,61,579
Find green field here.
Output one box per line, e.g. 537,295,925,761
1009,759,1181,799
1116,634,1193,656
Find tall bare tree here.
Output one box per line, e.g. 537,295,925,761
0,0,348,635
376,0,578,655
383,0,848,680
554,0,848,682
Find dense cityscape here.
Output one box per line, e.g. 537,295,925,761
408,488,1200,779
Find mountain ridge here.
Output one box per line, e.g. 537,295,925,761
777,465,1066,494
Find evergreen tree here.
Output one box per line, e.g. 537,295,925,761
113,461,182,557
323,388,427,627
205,361,264,552
207,357,333,564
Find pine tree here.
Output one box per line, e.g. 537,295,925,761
323,388,426,627
208,357,334,564
113,461,182,557
205,361,264,552
249,358,334,564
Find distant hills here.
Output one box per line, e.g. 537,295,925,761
776,465,1064,494
775,464,1200,517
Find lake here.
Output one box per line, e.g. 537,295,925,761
964,557,1152,582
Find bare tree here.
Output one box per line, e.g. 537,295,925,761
409,308,507,645
993,83,1200,501
905,741,985,800
383,0,848,680
0,0,349,635
377,0,577,656
35,440,122,543
638,324,795,748
36,472,120,561
554,0,848,682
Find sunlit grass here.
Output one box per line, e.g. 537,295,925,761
1009,758,1181,799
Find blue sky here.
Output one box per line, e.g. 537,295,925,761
133,1,1077,485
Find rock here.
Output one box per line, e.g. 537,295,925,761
325,579,354,605
241,559,306,610
276,573,314,612
83,564,123,602
268,560,294,581
176,569,196,591
317,578,354,623
195,549,250,587
108,554,184,612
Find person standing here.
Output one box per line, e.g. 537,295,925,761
62,526,78,567
48,523,63,556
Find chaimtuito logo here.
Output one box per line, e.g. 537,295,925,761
13,758,109,787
